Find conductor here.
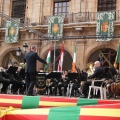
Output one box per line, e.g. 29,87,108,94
24,45,47,96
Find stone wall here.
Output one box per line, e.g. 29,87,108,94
0,0,119,70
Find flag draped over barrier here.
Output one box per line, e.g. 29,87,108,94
48,15,64,40
44,45,51,72
57,41,64,72
5,19,20,43
0,94,120,120
72,44,77,72
0,95,120,109
96,11,115,41
0,102,120,120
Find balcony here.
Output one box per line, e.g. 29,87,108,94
0,17,30,28
41,10,120,25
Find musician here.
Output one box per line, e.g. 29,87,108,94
70,68,87,97
71,78,80,97
48,78,58,95
80,61,105,98
0,67,10,94
104,67,112,80
24,45,47,96
12,67,26,94
109,66,117,81
57,70,69,96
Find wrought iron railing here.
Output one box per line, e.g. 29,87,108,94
1,11,120,27
41,10,120,25
0,17,30,28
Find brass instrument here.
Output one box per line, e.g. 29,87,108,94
87,62,94,76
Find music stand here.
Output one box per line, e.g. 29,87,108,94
7,66,18,74
68,73,78,81
37,72,47,80
46,72,62,79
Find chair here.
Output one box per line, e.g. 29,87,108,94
88,78,107,99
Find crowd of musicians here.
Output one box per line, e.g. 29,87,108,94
0,60,119,98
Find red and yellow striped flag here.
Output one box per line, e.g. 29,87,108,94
0,95,120,110
0,103,120,120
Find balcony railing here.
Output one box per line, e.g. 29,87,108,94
0,17,30,28
1,11,120,28
42,10,120,25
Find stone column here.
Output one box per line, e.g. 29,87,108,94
76,40,86,70
0,0,3,27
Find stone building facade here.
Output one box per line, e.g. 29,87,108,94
0,0,120,71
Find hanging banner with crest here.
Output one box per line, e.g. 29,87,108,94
48,15,64,40
96,11,115,41
5,19,20,43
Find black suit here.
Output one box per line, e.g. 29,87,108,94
25,51,47,95
82,66,105,96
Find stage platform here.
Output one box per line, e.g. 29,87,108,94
0,94,120,120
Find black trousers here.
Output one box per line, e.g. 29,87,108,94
49,84,57,95
11,80,26,94
0,79,10,93
57,83,68,95
26,72,36,95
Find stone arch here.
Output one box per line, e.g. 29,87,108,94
41,43,73,71
84,42,118,68
0,48,23,68
0,48,15,67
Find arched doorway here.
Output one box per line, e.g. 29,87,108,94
2,50,24,69
45,49,72,71
88,48,116,68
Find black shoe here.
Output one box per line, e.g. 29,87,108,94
80,94,87,98
58,94,62,96
1,90,7,94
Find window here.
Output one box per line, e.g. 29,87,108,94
11,0,26,18
98,0,116,11
54,0,70,16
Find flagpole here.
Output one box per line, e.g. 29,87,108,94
53,40,56,71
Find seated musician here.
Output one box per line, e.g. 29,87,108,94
6,65,26,94
14,67,26,94
71,78,80,96
57,70,69,96
0,67,10,94
5,64,18,94
49,78,58,95
109,66,117,81
80,61,105,98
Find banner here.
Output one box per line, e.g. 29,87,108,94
48,15,64,40
96,11,115,41
5,19,20,43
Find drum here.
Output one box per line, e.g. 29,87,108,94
109,81,120,98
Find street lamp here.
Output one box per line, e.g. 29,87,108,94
23,43,28,53
16,47,22,56
16,43,28,56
